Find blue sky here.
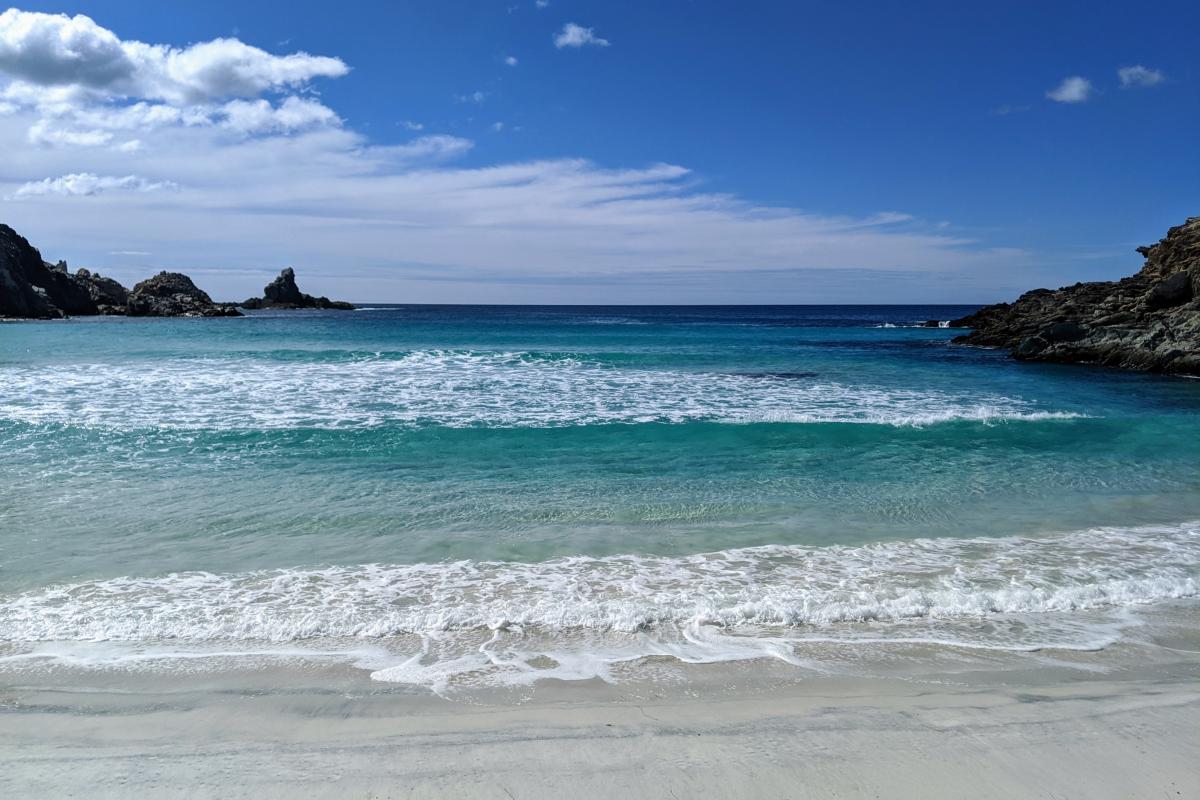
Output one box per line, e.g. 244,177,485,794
0,1,1196,303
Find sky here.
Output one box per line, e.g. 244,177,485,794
0,1,1196,304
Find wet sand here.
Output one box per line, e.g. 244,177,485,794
3,631,1200,799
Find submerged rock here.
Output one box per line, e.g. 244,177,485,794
951,217,1200,375
242,267,354,310
128,272,242,317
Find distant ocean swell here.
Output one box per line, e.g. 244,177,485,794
3,522,1196,689
0,349,1084,430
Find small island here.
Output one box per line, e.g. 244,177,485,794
241,267,354,310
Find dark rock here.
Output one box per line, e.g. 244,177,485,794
128,272,242,317
242,267,354,310
1146,271,1193,311
952,217,1200,375
75,268,129,314
1,224,96,318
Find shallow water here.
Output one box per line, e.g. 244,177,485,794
2,305,1199,692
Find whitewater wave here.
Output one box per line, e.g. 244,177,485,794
3,522,1196,691
0,349,1083,430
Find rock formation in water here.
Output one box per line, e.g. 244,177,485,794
241,267,354,310
127,272,242,317
1,223,239,318
951,217,1200,375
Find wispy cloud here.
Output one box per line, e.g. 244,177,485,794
1118,65,1164,89
554,23,609,49
504,55,518,67
0,6,1027,303
1045,76,1093,104
455,90,487,104
11,172,176,198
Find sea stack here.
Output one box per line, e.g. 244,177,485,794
951,217,1200,375
241,268,354,310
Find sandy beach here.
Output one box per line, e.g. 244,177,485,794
4,607,1200,799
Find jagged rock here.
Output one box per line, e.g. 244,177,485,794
1,224,96,318
952,217,1200,375
127,272,242,318
75,268,129,314
242,267,354,310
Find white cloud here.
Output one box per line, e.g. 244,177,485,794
505,55,518,67
221,96,341,134
535,0,550,8
0,10,347,105
1118,65,1164,89
11,172,176,198
0,8,1029,303
455,90,487,104
399,120,424,131
491,121,505,132
1046,76,1093,103
554,23,609,49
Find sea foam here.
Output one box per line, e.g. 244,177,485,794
2,522,1196,691
0,349,1082,430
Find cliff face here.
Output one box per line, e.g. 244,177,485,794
0,224,96,318
952,217,1200,375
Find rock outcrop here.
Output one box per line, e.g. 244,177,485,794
951,217,1200,375
127,272,242,317
2,223,243,319
1,224,97,318
74,268,130,314
241,268,354,310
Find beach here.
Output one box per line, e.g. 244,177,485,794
4,607,1200,799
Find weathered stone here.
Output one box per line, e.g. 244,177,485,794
242,267,354,310
128,272,242,317
952,217,1200,375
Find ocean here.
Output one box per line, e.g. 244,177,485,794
2,304,1199,694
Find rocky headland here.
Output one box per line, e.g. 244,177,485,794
951,217,1200,375
241,267,354,310
1,223,351,319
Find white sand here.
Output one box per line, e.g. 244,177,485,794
3,642,1199,799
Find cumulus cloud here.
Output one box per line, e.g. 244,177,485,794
554,23,609,49
11,172,176,198
1046,76,1093,103
0,9,347,104
504,55,518,66
1118,65,1164,89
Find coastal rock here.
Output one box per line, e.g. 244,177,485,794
242,267,354,310
128,272,242,317
75,268,130,314
951,217,1200,375
1,224,97,318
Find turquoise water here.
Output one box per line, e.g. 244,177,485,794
2,306,1199,689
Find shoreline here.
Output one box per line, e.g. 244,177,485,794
4,603,1200,798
